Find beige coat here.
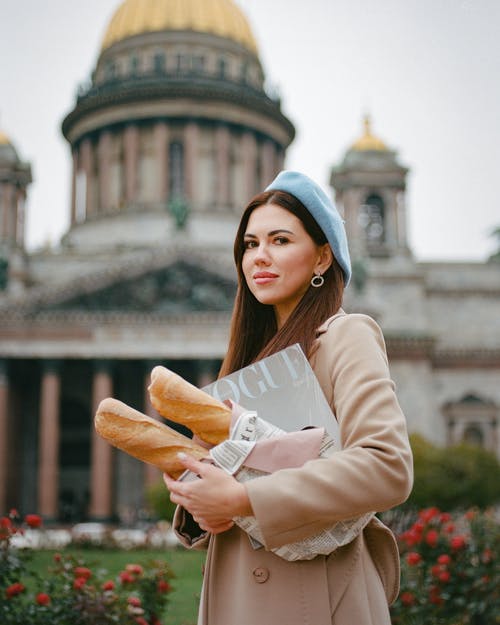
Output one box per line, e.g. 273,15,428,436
174,312,413,625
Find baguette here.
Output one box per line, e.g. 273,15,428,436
94,397,207,479
148,366,231,445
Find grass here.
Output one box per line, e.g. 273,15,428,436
29,547,205,625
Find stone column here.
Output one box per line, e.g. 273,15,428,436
98,130,112,213
124,125,139,204
184,121,199,205
153,122,169,204
37,360,61,521
215,124,230,207
80,138,94,218
241,131,257,200
89,361,114,520
0,360,9,513
70,148,78,226
261,140,275,187
1,183,13,240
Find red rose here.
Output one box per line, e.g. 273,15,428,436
120,571,135,584
53,553,62,562
400,591,416,606
128,596,142,607
419,507,440,523
406,552,422,566
0,516,12,529
157,579,172,593
126,564,144,576
443,522,455,534
25,514,43,528
73,576,87,590
439,512,451,523
74,566,92,580
439,571,451,583
431,564,443,578
6,582,25,598
425,529,439,548
482,548,493,563
135,618,149,625
450,535,466,550
102,580,115,591
36,592,51,606
437,554,451,565
429,586,444,605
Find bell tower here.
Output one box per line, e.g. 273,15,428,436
0,129,32,292
330,116,410,261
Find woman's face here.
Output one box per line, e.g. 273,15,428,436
242,203,331,328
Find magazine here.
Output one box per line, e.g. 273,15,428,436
188,345,375,561
203,343,341,445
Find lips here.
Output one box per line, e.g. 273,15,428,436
253,271,279,285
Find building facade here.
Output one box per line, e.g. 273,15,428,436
0,0,498,523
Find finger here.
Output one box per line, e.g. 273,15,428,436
176,452,211,476
163,473,176,490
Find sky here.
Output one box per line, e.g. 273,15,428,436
2,0,499,260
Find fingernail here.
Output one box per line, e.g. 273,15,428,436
177,452,187,459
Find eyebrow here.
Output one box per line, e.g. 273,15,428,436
244,229,295,238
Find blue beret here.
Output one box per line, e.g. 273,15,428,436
266,171,351,286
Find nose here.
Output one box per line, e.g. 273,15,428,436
253,242,272,265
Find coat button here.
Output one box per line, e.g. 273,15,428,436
252,567,270,583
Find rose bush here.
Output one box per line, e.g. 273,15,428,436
1,510,174,625
390,507,499,625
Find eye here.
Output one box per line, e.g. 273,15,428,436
243,239,258,249
274,236,289,245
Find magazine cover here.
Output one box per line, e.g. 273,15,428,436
202,343,341,448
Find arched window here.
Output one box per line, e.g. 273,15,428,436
462,425,484,447
359,193,385,246
130,54,139,76
169,141,185,199
443,394,498,454
217,57,227,79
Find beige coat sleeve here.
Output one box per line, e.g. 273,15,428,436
245,313,413,550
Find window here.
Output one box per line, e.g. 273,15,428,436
154,51,166,74
217,57,227,79
443,394,498,453
169,141,185,199
359,193,385,245
130,54,139,76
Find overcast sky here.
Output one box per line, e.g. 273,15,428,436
2,0,499,260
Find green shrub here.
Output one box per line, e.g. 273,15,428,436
390,507,499,625
405,434,500,510
145,481,177,524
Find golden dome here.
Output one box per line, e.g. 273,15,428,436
101,0,258,53
351,115,388,152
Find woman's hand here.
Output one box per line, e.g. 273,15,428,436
163,453,253,534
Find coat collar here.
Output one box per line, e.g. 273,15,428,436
316,308,346,336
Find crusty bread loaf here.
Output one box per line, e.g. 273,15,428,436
148,366,231,445
95,397,207,479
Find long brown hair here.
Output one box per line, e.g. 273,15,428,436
219,190,345,376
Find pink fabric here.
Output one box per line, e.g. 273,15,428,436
226,399,325,473
244,429,325,473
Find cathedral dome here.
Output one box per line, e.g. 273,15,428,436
0,130,20,165
350,115,388,152
101,0,258,54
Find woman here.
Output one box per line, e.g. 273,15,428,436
164,171,413,625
